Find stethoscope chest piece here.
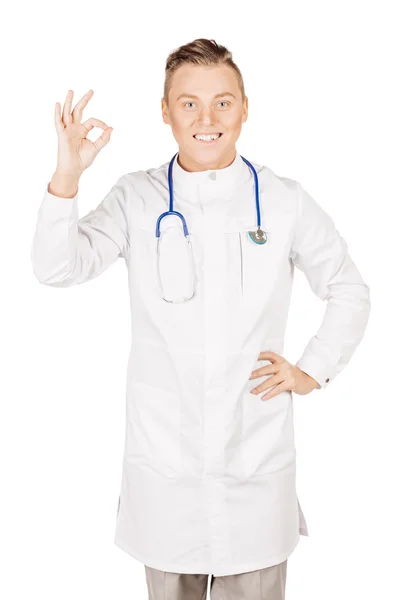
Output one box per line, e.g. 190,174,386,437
248,227,268,244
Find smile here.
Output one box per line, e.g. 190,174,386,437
193,133,223,144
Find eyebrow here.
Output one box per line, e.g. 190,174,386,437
176,91,236,101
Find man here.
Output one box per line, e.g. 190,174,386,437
31,38,371,599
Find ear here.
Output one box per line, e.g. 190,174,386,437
161,97,170,125
242,96,249,123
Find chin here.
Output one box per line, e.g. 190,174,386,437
191,142,227,156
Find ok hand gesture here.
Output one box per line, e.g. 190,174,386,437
54,89,113,177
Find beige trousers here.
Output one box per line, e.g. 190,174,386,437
144,560,287,600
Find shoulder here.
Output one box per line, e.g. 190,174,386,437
120,160,169,193
252,161,299,195
248,160,300,216
116,161,169,212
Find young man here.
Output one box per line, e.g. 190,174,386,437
31,38,371,599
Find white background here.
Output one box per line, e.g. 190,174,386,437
1,1,398,598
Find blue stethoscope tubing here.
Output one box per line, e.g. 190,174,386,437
155,152,268,245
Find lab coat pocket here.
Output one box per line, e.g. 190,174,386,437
238,213,293,313
241,386,296,478
238,227,271,298
126,380,181,479
224,214,273,299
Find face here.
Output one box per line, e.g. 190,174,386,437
161,64,248,171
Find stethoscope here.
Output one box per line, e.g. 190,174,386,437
155,152,268,303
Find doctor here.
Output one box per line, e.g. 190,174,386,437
31,38,371,600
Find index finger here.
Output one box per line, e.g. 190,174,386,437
72,89,94,123
258,351,283,362
62,89,73,126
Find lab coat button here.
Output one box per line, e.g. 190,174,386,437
325,378,330,383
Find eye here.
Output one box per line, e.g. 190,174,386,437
218,101,229,107
184,102,195,108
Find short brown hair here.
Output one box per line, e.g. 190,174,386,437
163,38,246,106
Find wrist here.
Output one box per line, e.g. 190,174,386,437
296,366,320,390
48,170,81,198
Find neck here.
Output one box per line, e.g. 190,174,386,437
177,148,237,173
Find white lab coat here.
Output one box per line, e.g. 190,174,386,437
31,151,371,576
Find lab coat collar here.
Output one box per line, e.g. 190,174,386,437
172,150,249,190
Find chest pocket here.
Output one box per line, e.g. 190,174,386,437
224,215,273,302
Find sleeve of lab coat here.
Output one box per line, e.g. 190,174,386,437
31,174,130,287
289,181,371,389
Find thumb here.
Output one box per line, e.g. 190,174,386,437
93,126,113,153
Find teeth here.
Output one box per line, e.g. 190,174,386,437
194,133,221,141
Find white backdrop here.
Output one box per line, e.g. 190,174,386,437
1,1,397,598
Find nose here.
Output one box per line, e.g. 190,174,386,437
197,106,216,126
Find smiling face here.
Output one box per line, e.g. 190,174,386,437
161,63,248,172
